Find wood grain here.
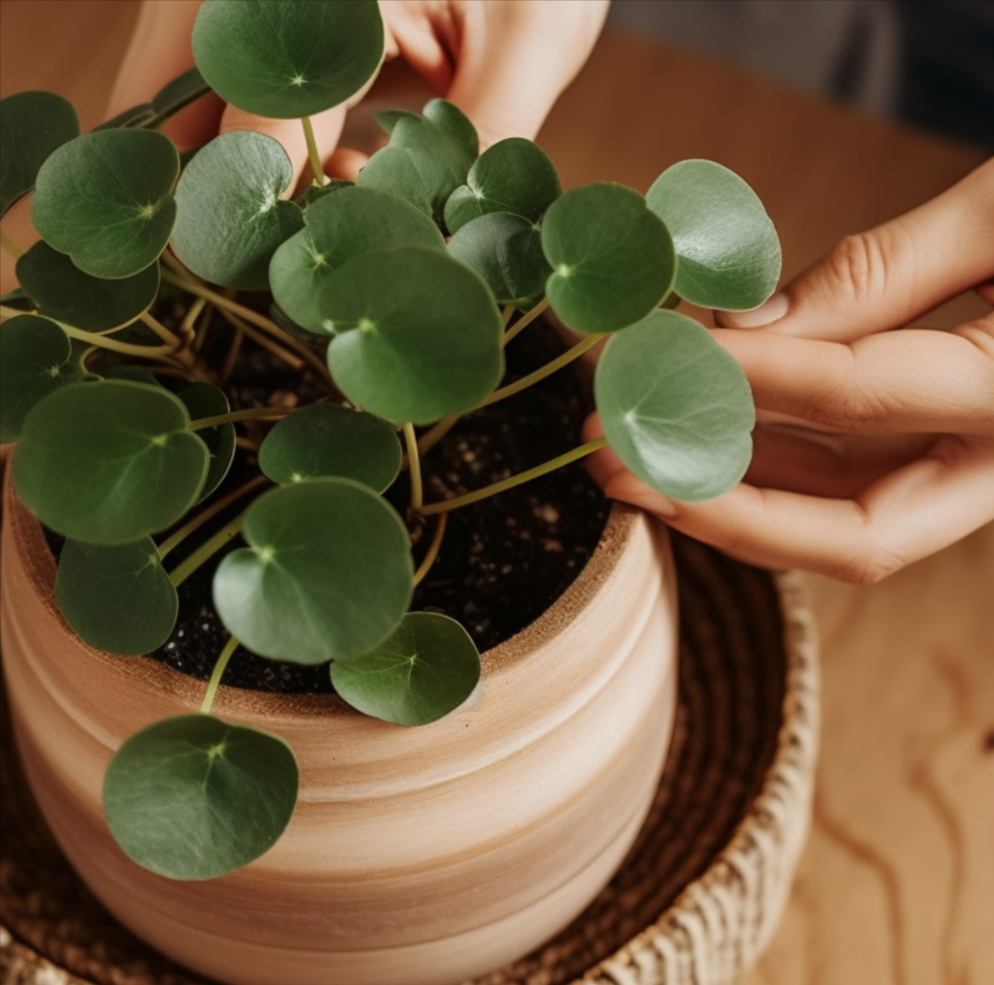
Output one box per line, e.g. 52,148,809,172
1,6,991,983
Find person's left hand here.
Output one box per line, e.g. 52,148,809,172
585,161,994,583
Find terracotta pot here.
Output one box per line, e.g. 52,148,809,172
0,469,678,985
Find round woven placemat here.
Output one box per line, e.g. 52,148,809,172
0,533,818,985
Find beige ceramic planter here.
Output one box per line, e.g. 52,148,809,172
0,471,678,985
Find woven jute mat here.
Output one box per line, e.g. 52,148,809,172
0,534,819,985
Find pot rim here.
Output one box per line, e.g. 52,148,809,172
3,469,641,721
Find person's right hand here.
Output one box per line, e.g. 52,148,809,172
107,0,609,182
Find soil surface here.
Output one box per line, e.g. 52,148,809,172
51,320,611,694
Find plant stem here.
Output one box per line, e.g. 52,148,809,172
403,423,423,510
412,512,447,588
301,116,327,186
188,405,289,431
418,437,609,516
216,306,304,371
503,297,550,347
480,333,604,408
200,635,240,715
158,475,269,560
180,297,206,348
0,230,24,259
416,414,458,457
501,304,515,329
168,509,247,588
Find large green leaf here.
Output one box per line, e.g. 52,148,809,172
259,404,401,492
0,315,81,443
270,185,444,334
448,212,551,308
55,537,177,655
13,380,209,543
16,242,159,333
358,100,478,222
444,138,560,234
331,613,480,726
31,130,178,279
192,0,384,118
542,183,676,334
172,131,304,291
323,246,503,425
213,479,412,664
179,382,236,502
646,160,781,311
0,91,79,217
594,310,755,501
104,714,298,880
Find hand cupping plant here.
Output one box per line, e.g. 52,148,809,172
0,0,780,881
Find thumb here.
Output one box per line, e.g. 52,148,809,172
718,160,994,341
446,1,608,148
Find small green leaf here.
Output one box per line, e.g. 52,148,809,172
107,366,162,388
16,242,159,333
331,613,481,726
270,185,444,334
104,714,298,880
0,91,80,217
13,380,209,543
95,68,211,134
172,131,304,291
358,100,478,222
0,288,35,312
448,212,551,308
96,104,158,131
542,183,676,334
259,404,401,492
594,310,755,501
323,246,503,425
213,479,412,664
0,315,81,443
31,129,179,279
178,382,235,502
55,537,177,655
192,0,384,118
646,160,781,311
444,138,560,234
302,177,354,206
268,303,328,344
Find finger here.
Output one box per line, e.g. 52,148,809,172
605,435,994,582
326,148,370,183
220,104,347,191
713,319,994,437
719,160,994,340
445,1,609,148
380,0,455,93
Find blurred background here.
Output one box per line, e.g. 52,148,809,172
610,0,993,149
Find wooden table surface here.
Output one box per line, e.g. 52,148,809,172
1,5,991,985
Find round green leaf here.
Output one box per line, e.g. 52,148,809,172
55,537,177,655
31,129,179,279
104,714,298,880
192,0,384,118
270,185,444,334
172,131,304,291
594,310,755,501
542,183,676,334
213,479,413,664
646,160,781,311
444,138,561,234
0,315,81,443
448,212,551,307
331,613,481,726
358,100,478,221
16,241,159,333
259,404,401,492
323,246,503,425
0,91,80,217
13,380,209,543
179,382,236,502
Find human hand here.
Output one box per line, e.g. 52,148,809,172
107,0,609,181
585,160,994,583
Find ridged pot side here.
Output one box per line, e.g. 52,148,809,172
0,468,678,985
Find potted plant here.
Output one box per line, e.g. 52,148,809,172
0,2,781,984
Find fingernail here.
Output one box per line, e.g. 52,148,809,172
720,291,789,329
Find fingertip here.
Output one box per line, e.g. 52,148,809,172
715,291,789,330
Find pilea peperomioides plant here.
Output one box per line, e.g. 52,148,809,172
0,0,780,881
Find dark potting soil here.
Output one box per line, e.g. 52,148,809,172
49,321,610,694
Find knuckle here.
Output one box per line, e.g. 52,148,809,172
834,540,907,585
825,225,912,306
